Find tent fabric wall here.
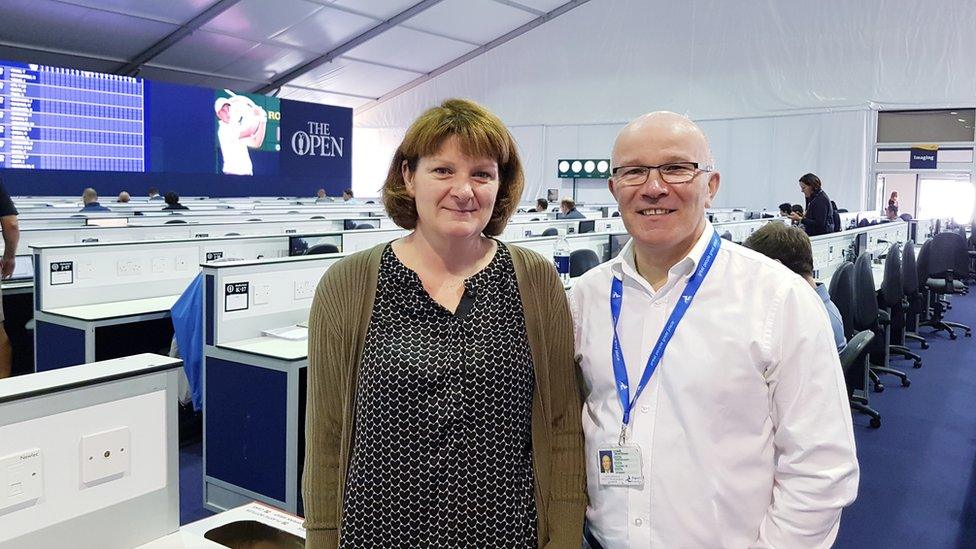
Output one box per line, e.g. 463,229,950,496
351,0,974,209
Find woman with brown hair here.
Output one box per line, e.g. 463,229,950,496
302,98,585,548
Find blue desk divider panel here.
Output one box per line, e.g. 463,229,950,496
35,320,85,371
206,357,288,502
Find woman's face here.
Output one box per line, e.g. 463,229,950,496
403,136,500,240
799,181,813,198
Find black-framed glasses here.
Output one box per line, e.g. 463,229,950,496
610,162,712,186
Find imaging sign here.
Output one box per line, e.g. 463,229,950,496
279,100,352,181
909,146,938,169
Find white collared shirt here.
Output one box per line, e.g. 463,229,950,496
569,221,859,548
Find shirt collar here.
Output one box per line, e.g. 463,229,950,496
612,219,716,286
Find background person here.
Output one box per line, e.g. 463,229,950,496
302,98,584,548
778,202,792,217
341,188,360,204
0,178,17,378
534,198,549,213
79,188,110,212
790,173,835,236
117,191,131,203
557,197,586,219
163,192,189,210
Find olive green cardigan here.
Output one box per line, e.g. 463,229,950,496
302,242,586,548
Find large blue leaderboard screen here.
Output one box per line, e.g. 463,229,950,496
0,62,145,172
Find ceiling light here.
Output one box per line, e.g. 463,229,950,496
950,111,958,115
958,118,966,122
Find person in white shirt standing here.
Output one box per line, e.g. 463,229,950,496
569,111,859,548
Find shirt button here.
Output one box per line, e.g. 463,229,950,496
634,517,644,527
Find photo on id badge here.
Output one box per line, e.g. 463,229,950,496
598,445,644,486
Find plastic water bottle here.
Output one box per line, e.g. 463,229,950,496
553,230,571,283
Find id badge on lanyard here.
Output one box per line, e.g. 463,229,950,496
598,230,721,488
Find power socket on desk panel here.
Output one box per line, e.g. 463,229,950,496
116,260,143,276
0,448,43,516
294,280,315,300
80,427,130,486
152,257,170,273
254,284,272,305
78,261,95,280
175,256,189,271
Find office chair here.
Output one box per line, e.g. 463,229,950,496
306,243,340,255
919,232,972,339
530,218,540,221
569,249,600,277
720,231,733,241
165,219,187,224
841,330,881,428
900,213,913,222
879,243,922,368
355,223,374,230
310,216,325,219
858,219,870,228
542,228,558,237
901,241,929,350
287,210,300,214
224,232,241,236
853,252,910,391
830,262,878,417
247,218,262,222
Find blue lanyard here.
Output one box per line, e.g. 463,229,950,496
610,230,721,443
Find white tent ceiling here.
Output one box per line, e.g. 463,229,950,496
0,0,586,110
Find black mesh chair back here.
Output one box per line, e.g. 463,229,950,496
165,219,187,224
530,218,540,221
828,262,856,336
355,223,374,230
900,213,913,222
542,228,558,237
902,241,918,296
310,215,325,219
880,243,903,308
858,219,870,228
343,219,357,230
853,252,879,331
569,249,600,277
224,232,241,236
925,232,968,278
957,227,968,241
916,239,931,284
306,243,340,255
721,231,733,241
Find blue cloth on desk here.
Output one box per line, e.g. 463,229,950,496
172,273,204,410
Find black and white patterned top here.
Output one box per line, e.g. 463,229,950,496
340,242,538,548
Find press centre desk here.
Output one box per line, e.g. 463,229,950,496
204,337,308,516
34,294,180,372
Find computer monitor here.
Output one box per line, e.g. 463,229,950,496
11,255,33,279
288,236,310,256
578,220,596,234
608,234,631,260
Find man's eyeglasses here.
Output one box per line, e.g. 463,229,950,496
610,162,712,186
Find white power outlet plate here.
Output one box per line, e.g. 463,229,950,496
294,280,314,300
151,257,170,273
77,261,95,280
116,260,143,276
0,448,43,516
80,427,130,486
175,256,189,271
254,284,272,305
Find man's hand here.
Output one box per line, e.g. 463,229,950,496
1,256,14,279
788,212,803,222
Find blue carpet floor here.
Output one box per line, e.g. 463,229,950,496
179,291,976,546
835,289,976,548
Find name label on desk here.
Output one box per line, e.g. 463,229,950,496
285,228,297,234
206,251,224,262
194,233,210,238
49,261,73,285
225,282,249,312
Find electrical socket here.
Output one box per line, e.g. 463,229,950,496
77,261,95,280
80,427,130,486
175,256,189,271
294,280,315,300
151,257,170,273
254,284,272,305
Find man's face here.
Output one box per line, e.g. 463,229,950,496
609,117,719,255
560,203,570,214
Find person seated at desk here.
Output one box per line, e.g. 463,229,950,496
533,198,548,213
315,188,332,203
744,222,846,352
162,192,189,210
148,187,164,201
341,188,360,204
778,202,792,217
79,188,110,212
556,197,586,219
117,191,131,203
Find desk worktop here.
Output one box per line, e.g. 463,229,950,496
43,294,181,321
217,336,308,361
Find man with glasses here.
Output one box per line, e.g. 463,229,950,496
568,112,858,548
